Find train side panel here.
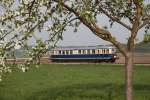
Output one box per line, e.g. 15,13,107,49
50,54,116,63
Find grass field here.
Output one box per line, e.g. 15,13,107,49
0,64,150,100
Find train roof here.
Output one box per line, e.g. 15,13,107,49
52,45,116,51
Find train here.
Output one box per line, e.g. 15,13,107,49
49,45,117,63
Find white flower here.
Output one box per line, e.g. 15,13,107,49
85,11,91,15
15,11,20,16
0,16,4,20
21,67,26,72
14,44,21,49
44,27,49,31
48,25,51,28
29,57,33,61
39,2,43,6
0,40,4,44
24,0,29,5
14,41,21,49
0,40,5,47
0,28,4,32
45,45,48,49
32,46,36,50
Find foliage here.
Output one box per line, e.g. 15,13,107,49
0,0,149,82
143,33,150,42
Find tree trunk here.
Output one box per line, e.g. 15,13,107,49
125,52,134,100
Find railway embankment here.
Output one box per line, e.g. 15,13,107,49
116,53,150,64
6,53,150,64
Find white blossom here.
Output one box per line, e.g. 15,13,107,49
85,11,91,14
44,27,49,31
0,16,4,20
0,40,5,45
21,67,26,72
14,44,21,49
45,45,48,49
14,41,21,49
32,46,36,50
29,57,33,61
0,28,4,32
23,0,29,5
15,11,20,16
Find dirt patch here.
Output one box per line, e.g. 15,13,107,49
116,53,150,64
6,53,150,64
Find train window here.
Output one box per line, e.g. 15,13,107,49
56,51,59,55
96,49,99,54
51,51,53,55
53,51,56,55
66,50,69,55
54,51,57,55
87,49,90,54
102,49,104,54
107,49,109,54
83,50,86,54
92,49,95,54
97,50,99,54
104,49,107,54
98,49,101,54
62,51,65,55
104,49,106,54
70,50,73,54
59,50,61,55
78,50,81,54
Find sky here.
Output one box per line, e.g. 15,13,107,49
54,0,150,46
0,0,150,46
56,16,146,46
32,13,148,47
57,17,129,46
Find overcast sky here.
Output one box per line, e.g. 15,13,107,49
55,0,150,46
32,12,148,46
56,15,148,46
0,0,150,46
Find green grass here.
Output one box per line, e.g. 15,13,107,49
0,64,150,100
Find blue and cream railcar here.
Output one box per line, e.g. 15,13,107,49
50,46,117,63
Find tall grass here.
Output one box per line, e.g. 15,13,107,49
0,64,149,100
